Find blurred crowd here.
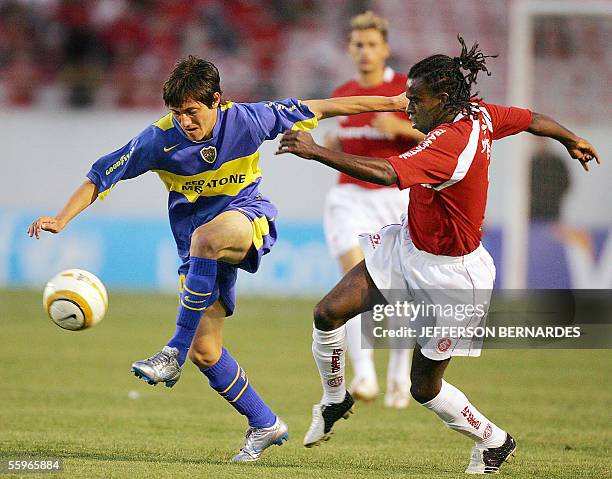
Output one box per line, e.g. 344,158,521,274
1,0,610,121
1,0,326,107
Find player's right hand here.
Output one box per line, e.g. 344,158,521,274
27,216,65,239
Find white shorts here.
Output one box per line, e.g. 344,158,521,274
324,184,409,257
358,216,496,361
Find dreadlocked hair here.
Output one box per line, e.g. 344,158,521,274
408,35,497,118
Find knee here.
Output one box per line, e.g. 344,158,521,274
190,227,221,258
410,372,440,404
313,300,343,331
188,345,222,369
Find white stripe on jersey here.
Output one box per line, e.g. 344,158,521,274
479,105,493,132
454,103,493,133
434,118,481,191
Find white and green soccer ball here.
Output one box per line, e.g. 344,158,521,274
43,269,108,331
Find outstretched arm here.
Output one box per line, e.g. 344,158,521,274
528,112,600,171
303,94,407,121
276,130,397,186
27,179,98,239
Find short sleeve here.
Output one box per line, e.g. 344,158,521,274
386,124,471,190
482,102,532,140
243,98,318,142
86,127,154,199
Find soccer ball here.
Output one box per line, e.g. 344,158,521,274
43,269,108,331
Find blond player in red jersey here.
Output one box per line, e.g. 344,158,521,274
324,11,424,407
277,37,599,474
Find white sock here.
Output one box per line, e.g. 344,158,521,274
387,348,411,389
345,315,376,381
423,380,506,448
312,325,347,404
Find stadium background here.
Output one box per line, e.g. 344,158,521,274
1,2,610,478
1,0,610,293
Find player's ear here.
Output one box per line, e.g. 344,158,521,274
211,92,221,108
438,92,449,107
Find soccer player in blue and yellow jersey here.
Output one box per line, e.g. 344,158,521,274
27,56,407,462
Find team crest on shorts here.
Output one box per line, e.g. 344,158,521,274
327,376,343,387
368,233,382,249
437,338,452,352
200,146,217,164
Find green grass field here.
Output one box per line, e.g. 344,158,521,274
1,289,610,478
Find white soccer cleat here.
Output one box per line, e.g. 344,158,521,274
384,378,411,409
303,392,355,448
348,377,379,402
231,417,289,463
465,433,517,474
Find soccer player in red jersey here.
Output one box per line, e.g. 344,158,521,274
277,37,599,474
324,11,423,407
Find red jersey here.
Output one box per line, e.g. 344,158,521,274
332,68,418,189
387,101,532,256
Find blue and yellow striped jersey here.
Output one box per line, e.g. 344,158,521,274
86,98,317,255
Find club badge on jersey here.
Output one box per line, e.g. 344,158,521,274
200,146,217,164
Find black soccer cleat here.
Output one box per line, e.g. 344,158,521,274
465,433,517,474
303,391,355,447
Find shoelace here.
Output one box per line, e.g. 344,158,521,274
148,351,171,367
238,428,259,457
241,426,273,453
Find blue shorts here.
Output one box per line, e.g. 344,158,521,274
178,196,277,316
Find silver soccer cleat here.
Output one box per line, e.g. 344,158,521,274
231,417,289,463
130,346,181,388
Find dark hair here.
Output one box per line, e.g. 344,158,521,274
163,55,222,108
408,36,497,118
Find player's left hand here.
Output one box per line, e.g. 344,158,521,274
372,113,403,138
391,93,408,112
565,137,600,171
276,130,320,160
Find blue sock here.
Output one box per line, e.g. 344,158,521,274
201,348,277,428
167,257,217,365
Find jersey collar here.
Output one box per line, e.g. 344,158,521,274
383,66,394,82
